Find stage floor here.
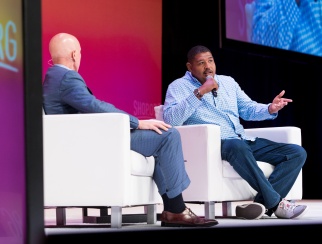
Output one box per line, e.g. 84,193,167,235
45,199,322,242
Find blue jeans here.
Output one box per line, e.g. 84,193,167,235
221,138,307,209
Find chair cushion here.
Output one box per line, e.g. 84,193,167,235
130,151,155,177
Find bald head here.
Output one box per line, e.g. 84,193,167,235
49,33,81,71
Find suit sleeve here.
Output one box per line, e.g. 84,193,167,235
60,71,140,129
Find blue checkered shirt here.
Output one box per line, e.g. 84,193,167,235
252,0,322,56
163,71,277,140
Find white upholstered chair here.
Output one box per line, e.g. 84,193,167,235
43,113,162,228
154,105,303,219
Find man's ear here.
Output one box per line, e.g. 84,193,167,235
186,62,192,71
72,50,76,60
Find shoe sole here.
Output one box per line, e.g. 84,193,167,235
236,203,265,220
291,205,309,219
161,220,218,227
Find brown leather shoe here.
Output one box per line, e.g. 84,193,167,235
160,207,218,227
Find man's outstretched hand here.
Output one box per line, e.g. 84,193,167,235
269,90,293,114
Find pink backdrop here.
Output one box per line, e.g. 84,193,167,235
42,0,162,119
0,0,26,243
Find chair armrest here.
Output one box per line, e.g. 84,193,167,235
245,126,302,145
175,124,222,201
43,113,132,206
245,126,303,199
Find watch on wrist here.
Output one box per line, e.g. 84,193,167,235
194,88,203,99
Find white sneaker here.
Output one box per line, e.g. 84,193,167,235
274,199,308,219
235,203,265,220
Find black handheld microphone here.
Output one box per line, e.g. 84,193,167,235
212,89,218,97
206,75,218,97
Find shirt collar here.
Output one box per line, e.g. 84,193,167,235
54,64,71,70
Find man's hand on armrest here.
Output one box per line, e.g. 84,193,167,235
138,120,172,134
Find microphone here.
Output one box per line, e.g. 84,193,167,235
206,75,218,97
212,89,218,97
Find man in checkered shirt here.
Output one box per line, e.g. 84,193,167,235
163,45,308,220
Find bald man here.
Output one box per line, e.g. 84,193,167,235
48,33,82,71
42,33,218,227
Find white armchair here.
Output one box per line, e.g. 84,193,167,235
43,113,162,228
154,105,303,219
